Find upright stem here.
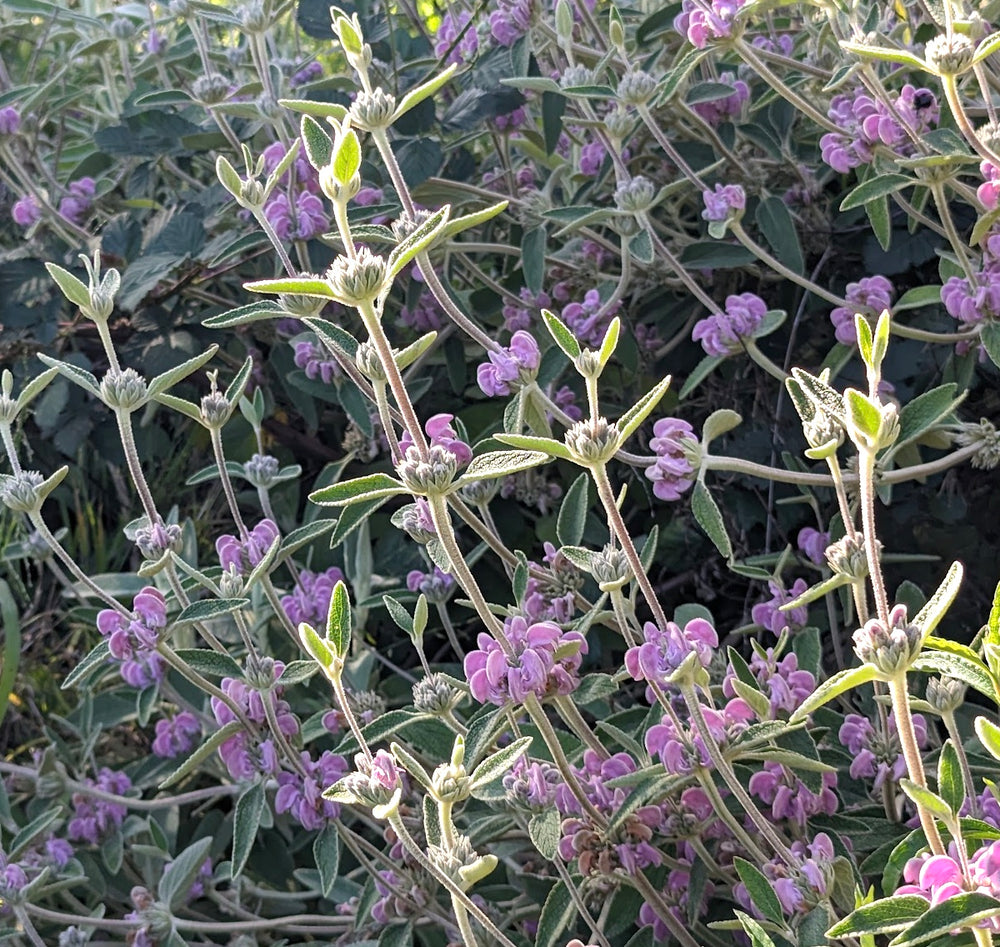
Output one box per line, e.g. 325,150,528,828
114,408,159,525
857,449,890,626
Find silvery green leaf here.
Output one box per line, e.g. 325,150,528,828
215,155,244,199
45,263,91,308
617,375,672,443
387,206,451,280
469,735,532,789
494,433,575,462
395,332,437,369
159,721,243,788
202,300,284,328
14,367,59,416
541,308,581,359
455,450,548,484
156,394,206,425
36,354,101,399
825,896,929,938
310,473,407,507
326,580,351,658
839,41,930,73
244,277,337,299
914,561,963,642
394,63,458,120
332,126,361,186
231,780,265,879
389,742,433,792
976,716,1000,761
304,316,360,360
691,481,731,559
439,201,508,241
888,893,1000,946
701,408,742,445
790,664,880,722
159,836,214,909
174,598,249,624
278,97,348,121
300,114,334,171
224,357,254,405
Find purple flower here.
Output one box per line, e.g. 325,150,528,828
556,750,668,876
748,762,838,827
751,579,809,635
58,178,96,225
674,0,745,47
0,106,20,135
701,183,745,222
797,527,829,566
291,61,323,87
503,757,561,810
477,331,540,397
152,711,201,758
561,289,614,348
68,769,131,844
578,140,606,177
645,418,696,501
96,587,168,688
625,617,718,700
723,647,816,718
281,566,346,626
839,711,927,791
522,542,580,624
275,751,349,830
464,617,587,706
646,698,754,774
11,194,41,228
400,413,473,466
145,29,166,55
435,11,478,65
830,275,894,345
355,186,384,206
264,191,328,241
216,519,280,575
490,0,536,45
692,292,767,356
980,160,1000,210
406,566,455,603
293,338,340,384
736,834,837,919
942,269,1000,333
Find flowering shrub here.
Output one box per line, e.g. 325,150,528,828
4,0,1000,946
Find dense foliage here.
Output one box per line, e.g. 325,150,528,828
4,0,1000,946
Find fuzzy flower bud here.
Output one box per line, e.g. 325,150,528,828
135,521,183,560
328,749,402,816
413,672,466,716
925,33,975,75
427,835,497,890
560,65,596,89
701,183,746,223
617,70,657,105
956,419,1000,469
593,544,631,590
803,409,845,453
350,88,397,129
458,477,500,505
0,471,45,513
238,0,271,33
396,499,437,543
431,759,471,803
604,107,634,141
925,676,966,714
219,566,245,599
853,603,922,675
279,292,327,319
565,417,620,464
109,16,137,39
396,444,459,494
825,534,870,579
199,390,231,427
614,176,656,214
243,453,281,489
355,339,388,382
100,368,148,411
327,248,387,305
192,73,231,104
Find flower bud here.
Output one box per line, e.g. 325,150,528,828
200,389,231,427
1,471,45,513
803,408,845,453
279,292,327,319
614,175,656,214
109,16,137,39
100,368,148,411
852,603,922,676
355,340,388,382
926,676,966,714
327,248,387,305
611,213,640,237
192,73,231,105
431,760,471,803
396,444,459,495
603,107,634,142
564,417,620,464
427,835,497,890
238,0,271,33
135,520,183,560
391,209,434,241
350,88,397,130
593,544,630,590
244,453,281,489
925,33,974,76
955,418,1000,469
560,65,595,89
244,654,277,691
318,165,362,203
219,565,246,599
458,477,500,505
825,534,870,580
328,749,402,816
395,500,437,543
617,70,657,106
412,672,466,716
0,371,16,424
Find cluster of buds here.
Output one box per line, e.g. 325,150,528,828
852,603,922,676
325,749,402,819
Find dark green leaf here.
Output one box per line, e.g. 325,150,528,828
890,893,1000,946
174,598,249,625
691,481,732,558
840,173,916,211
826,896,928,938
173,649,242,678
734,857,784,924
556,473,589,547
536,881,576,947
756,196,803,275
314,824,340,897
938,740,965,816
232,781,265,879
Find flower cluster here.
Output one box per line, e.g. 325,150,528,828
625,616,718,699
477,331,540,397
96,587,168,688
68,769,131,845
736,834,837,917
646,697,754,775
941,235,1000,344
12,193,41,228
292,338,340,384
435,11,478,65
674,0,746,48
503,757,561,811
216,518,280,575
644,418,697,501
692,292,767,356
152,711,201,758
400,413,472,467
0,106,20,135
701,183,745,222
829,275,894,345
275,750,349,830
261,140,328,241
560,289,615,348
898,840,1000,927
502,287,550,333
406,565,455,603
839,710,928,791
211,662,299,781
281,566,346,626
751,579,809,635
748,762,838,827
556,751,669,875
821,85,938,173
723,647,817,718
464,617,587,705
797,527,830,566
490,0,536,46
58,177,95,225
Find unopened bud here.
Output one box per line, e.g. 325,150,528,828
244,453,280,488
192,73,231,105
395,501,436,543
925,33,974,75
926,676,966,713
413,672,465,715
219,565,246,599
351,88,397,129
238,0,271,33
135,520,183,560
396,444,458,495
355,340,388,382
200,389,231,427
593,544,630,590
458,477,500,505
431,760,471,803
617,70,657,105
279,292,326,319
327,248,387,305
955,418,1000,469
109,16,137,39
825,534,870,580
614,175,656,214
244,654,277,690
391,209,434,241
604,107,634,142
561,65,595,89
100,367,148,411
852,603,922,676
565,417,620,464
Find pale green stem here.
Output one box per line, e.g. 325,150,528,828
14,909,47,947
156,644,254,731
435,600,465,660
730,223,847,308
454,900,482,947
553,695,608,759
114,408,159,525
826,455,857,542
691,761,769,864
929,181,977,283
28,514,127,613
591,462,669,630
974,926,995,947
419,255,501,354
888,675,947,856
251,206,296,276
857,449,890,626
331,672,374,765
371,128,416,218
942,710,980,818
941,74,1000,171
372,380,402,464
210,426,248,540
1,423,21,474
744,341,788,382
387,812,521,947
